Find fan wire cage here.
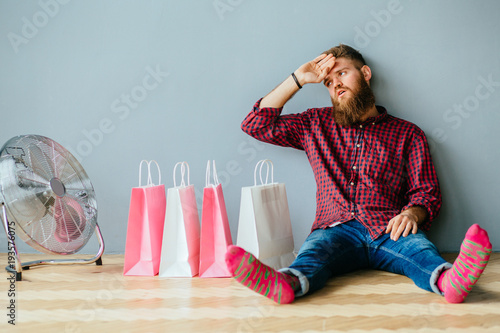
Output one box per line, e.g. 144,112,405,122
0,135,104,281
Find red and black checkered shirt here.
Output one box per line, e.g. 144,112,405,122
241,99,442,239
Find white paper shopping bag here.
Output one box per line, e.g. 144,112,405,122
236,160,295,270
159,162,200,277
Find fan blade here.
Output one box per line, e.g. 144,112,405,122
16,169,50,189
0,158,47,224
26,141,54,181
53,196,86,243
52,150,73,181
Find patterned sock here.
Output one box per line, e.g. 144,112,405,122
225,245,297,304
438,224,492,303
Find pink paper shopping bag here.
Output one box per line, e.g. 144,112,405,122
199,160,233,278
123,160,166,276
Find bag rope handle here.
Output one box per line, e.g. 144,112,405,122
139,160,161,187
173,161,190,187
205,160,219,187
254,159,274,186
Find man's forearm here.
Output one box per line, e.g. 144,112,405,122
259,74,301,109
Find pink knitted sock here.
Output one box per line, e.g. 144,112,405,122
438,224,492,303
225,245,297,304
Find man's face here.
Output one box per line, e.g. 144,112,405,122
323,57,375,127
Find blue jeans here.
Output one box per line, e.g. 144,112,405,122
280,220,452,297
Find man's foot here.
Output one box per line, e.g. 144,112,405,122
438,224,492,303
225,245,297,304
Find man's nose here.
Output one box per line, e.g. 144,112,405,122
333,76,342,88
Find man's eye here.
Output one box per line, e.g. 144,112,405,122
340,72,346,76
326,81,332,87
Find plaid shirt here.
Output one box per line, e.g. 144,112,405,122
241,99,442,239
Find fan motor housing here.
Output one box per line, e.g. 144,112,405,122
50,178,66,197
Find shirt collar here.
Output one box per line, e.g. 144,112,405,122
360,105,388,126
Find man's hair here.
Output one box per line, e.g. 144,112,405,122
323,44,366,69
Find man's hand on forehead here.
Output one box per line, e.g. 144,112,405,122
295,53,336,86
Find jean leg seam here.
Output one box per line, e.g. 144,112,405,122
375,245,434,275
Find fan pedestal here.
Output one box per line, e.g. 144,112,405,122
2,203,105,281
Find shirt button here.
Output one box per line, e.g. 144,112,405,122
350,182,355,186
351,212,355,216
372,122,375,125
359,125,363,128
356,144,361,148
352,166,357,170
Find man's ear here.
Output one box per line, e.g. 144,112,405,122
361,65,372,82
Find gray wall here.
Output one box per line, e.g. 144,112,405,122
0,0,498,255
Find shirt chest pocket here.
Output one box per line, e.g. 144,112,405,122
360,141,406,190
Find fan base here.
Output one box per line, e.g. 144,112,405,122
6,257,103,281
2,203,105,281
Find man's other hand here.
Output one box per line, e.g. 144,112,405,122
386,212,419,241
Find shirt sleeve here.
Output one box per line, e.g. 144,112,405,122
402,128,442,230
241,99,307,150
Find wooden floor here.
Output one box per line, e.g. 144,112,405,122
0,253,499,333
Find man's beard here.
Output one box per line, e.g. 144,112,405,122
331,75,376,127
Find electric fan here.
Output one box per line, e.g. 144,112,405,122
0,135,104,281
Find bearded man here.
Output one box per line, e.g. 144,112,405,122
226,44,492,304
